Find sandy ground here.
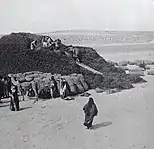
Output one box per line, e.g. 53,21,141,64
0,44,154,149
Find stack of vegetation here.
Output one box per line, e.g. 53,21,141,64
0,33,146,90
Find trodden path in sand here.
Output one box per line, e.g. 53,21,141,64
0,74,154,149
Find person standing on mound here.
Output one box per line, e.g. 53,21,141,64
83,97,98,129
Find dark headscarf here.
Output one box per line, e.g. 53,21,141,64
89,97,94,104
51,76,55,81
87,97,94,108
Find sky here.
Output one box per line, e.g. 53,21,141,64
0,0,154,34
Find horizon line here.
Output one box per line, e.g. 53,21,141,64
1,29,154,36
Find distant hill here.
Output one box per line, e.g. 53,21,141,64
39,30,154,46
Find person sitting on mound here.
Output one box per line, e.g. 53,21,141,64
68,46,82,63
30,40,37,50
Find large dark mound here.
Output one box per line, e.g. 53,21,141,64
0,33,145,90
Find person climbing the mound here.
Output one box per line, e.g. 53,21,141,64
69,46,82,63
83,97,98,129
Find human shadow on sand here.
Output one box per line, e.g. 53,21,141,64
20,106,32,111
92,122,112,130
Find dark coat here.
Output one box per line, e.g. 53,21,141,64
83,98,98,127
10,86,20,111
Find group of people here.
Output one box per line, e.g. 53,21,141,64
30,36,82,63
30,36,62,51
0,74,72,110
0,74,98,129
0,75,20,111
46,76,71,100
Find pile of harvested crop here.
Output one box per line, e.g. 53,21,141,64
0,33,146,90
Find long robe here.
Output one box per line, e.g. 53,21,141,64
60,81,70,99
50,80,60,98
83,102,98,128
10,86,20,111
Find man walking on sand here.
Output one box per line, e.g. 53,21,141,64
83,97,98,129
